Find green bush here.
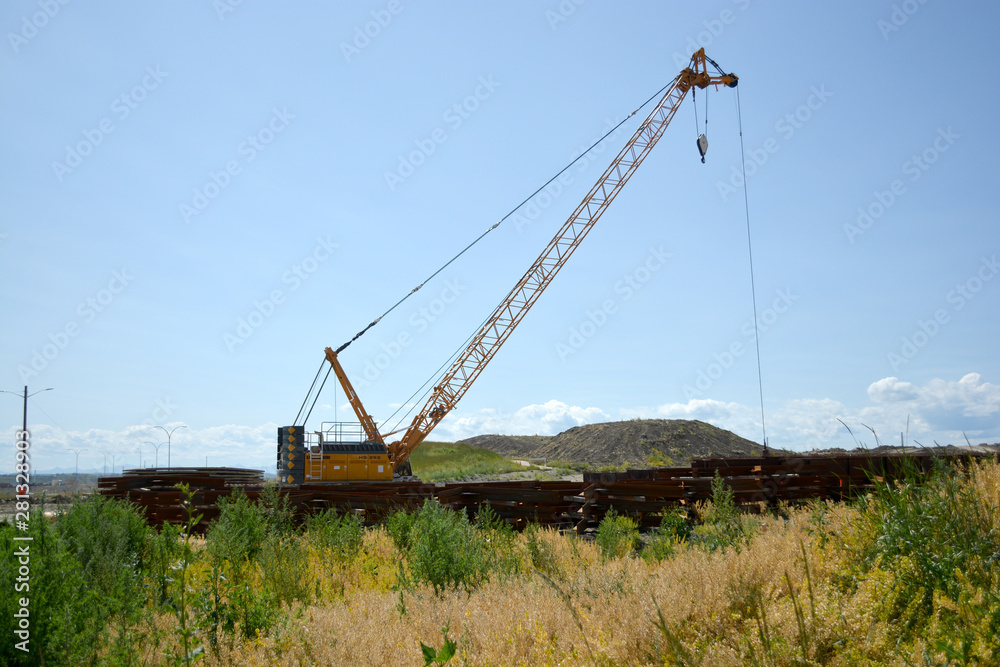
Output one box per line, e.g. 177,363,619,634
642,507,691,563
850,458,1000,644
595,509,640,560
386,507,417,552
55,494,151,619
394,499,508,594
689,472,752,553
0,496,152,665
208,487,268,570
259,536,313,607
305,508,364,560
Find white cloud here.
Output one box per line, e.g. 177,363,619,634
7,374,997,474
435,400,610,441
4,422,279,474
868,377,919,403
866,372,1000,432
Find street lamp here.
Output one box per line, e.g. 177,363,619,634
151,424,186,468
67,448,86,494
98,450,108,475
145,441,167,469
0,386,54,436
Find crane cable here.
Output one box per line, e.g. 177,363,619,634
333,77,680,356
296,78,681,427
735,85,768,448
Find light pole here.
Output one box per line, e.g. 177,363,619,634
109,452,116,476
98,450,108,475
151,424,186,468
145,441,166,469
134,445,142,470
67,448,86,494
0,386,54,437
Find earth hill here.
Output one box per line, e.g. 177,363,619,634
459,419,770,468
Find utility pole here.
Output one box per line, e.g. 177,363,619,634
1,386,54,437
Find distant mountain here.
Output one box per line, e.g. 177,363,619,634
460,419,773,468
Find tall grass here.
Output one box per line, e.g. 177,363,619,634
3,455,996,665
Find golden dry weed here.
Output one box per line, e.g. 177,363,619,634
140,458,1000,666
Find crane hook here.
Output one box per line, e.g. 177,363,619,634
697,134,708,163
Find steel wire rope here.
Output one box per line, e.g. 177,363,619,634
735,85,768,447
334,77,680,355
300,79,680,427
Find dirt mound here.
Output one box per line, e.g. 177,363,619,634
460,419,768,468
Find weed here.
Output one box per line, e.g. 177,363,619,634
305,507,364,561
595,508,640,560
405,499,491,593
168,483,205,665
421,624,457,665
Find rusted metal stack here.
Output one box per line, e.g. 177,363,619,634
281,481,437,521
98,452,991,533
437,480,585,529
97,467,264,529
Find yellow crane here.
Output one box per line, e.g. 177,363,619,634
278,49,737,484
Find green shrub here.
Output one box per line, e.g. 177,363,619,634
305,508,364,560
0,495,152,665
849,458,1000,643
54,494,151,619
0,504,95,665
473,503,522,580
259,536,312,607
208,487,267,570
689,473,752,553
642,507,690,563
398,500,497,594
595,509,640,560
258,482,295,537
148,520,183,606
386,507,417,552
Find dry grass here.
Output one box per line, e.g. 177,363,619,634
131,458,1000,666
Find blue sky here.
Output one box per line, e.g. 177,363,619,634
2,1,998,474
